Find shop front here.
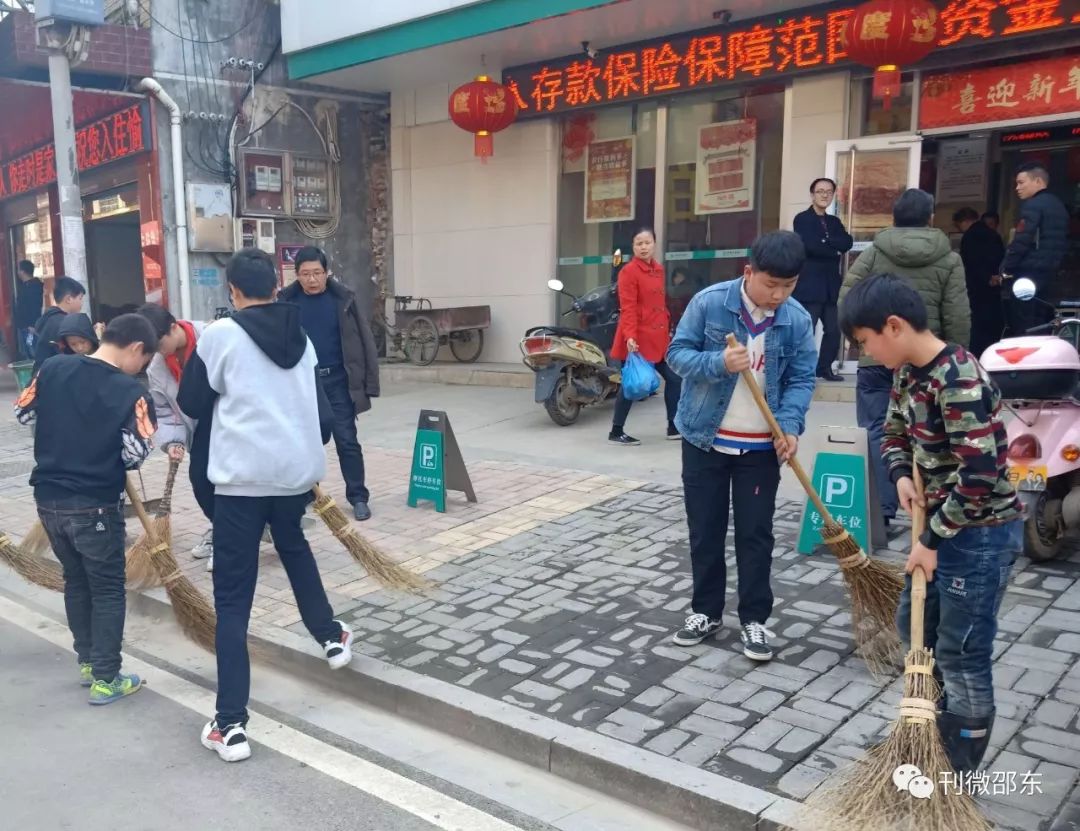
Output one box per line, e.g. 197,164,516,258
0,82,164,353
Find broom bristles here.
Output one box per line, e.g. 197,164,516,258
0,531,65,592
820,521,905,676
20,521,52,559
312,493,429,593
125,515,170,590
146,539,217,653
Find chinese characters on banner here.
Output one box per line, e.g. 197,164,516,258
585,137,635,223
920,54,1080,129
506,0,1080,118
0,104,150,201
696,119,757,215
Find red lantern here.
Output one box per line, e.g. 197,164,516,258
448,75,518,160
845,0,938,109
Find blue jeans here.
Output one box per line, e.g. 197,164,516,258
37,495,127,681
856,365,899,520
17,327,35,361
212,493,342,726
897,521,1022,719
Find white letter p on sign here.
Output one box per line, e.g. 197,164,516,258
822,474,855,509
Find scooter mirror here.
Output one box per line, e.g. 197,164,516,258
1013,278,1037,302
547,279,565,292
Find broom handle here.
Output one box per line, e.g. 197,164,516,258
724,334,834,524
125,476,157,539
158,458,181,516
910,468,928,649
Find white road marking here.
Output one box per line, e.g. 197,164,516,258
0,595,523,831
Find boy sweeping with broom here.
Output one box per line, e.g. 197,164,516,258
14,314,159,704
178,248,352,763
841,273,1023,774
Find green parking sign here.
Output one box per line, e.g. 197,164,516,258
408,429,446,512
797,452,870,555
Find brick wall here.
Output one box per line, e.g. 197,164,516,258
0,10,151,78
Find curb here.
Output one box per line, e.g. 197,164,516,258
127,589,807,831
380,362,534,390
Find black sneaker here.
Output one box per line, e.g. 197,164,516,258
609,431,641,446
740,622,774,661
672,613,722,646
666,425,681,441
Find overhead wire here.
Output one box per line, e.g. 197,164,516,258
136,0,260,43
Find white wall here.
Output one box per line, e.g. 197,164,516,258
780,72,850,229
391,82,558,364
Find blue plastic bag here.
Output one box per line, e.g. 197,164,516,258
621,352,660,401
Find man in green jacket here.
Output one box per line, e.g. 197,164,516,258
839,188,971,524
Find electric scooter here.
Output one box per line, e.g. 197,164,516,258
981,277,1080,561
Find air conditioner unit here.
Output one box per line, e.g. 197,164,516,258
235,217,276,254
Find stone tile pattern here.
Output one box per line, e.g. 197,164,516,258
2,410,1080,830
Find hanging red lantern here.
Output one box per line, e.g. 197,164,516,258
844,0,938,110
448,75,518,160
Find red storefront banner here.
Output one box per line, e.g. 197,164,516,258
920,54,1080,129
0,102,151,200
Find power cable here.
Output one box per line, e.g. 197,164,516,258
137,0,259,43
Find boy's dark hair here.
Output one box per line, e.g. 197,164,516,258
227,248,278,300
1016,161,1049,183
17,259,34,277
101,313,159,355
136,302,177,340
952,207,979,224
749,230,805,279
294,246,328,272
840,273,929,338
809,177,836,193
981,211,999,223
893,188,934,228
53,275,85,303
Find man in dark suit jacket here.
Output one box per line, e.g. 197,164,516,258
792,178,853,381
954,207,1006,357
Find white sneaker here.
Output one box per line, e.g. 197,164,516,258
206,554,214,573
192,529,213,560
323,620,354,670
201,720,251,763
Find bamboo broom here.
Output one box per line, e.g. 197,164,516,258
125,458,181,590
311,485,429,593
726,333,904,674
18,520,51,559
125,477,216,653
800,468,991,831
0,527,64,592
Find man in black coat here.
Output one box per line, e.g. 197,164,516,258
1003,162,1069,333
792,177,854,381
954,207,1006,357
14,260,44,360
278,247,380,521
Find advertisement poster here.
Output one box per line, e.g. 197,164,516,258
585,137,635,223
936,138,988,204
695,119,756,215
836,150,910,236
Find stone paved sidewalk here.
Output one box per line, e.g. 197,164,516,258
2,408,1080,830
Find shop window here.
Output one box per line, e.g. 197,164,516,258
849,73,916,137
555,102,657,312
663,86,785,297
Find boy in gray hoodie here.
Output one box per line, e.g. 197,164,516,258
178,248,352,763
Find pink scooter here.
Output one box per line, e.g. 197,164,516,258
981,278,1080,561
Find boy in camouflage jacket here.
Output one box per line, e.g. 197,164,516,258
840,273,1023,775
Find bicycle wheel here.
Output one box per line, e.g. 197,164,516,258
405,316,440,366
449,329,484,363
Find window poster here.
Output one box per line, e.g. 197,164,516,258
585,136,635,223
695,119,756,215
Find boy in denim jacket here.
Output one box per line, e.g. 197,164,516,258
667,231,817,660
841,273,1022,773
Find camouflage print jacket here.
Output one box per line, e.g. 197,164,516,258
882,344,1023,549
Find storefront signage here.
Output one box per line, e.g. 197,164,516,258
0,103,150,201
506,0,1080,118
920,53,1080,129
585,137,635,223
936,137,988,203
36,0,105,27
695,119,756,214
998,122,1080,144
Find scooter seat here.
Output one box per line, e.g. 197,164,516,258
526,325,603,348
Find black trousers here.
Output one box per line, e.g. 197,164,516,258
612,359,682,430
323,368,369,505
802,301,840,374
681,442,780,624
189,423,215,522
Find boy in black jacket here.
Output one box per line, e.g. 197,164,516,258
15,314,158,704
32,276,87,374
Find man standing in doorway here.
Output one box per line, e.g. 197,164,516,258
953,207,1005,357
278,247,380,521
14,260,44,360
1002,162,1069,334
792,178,853,382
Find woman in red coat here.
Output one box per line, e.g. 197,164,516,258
609,228,683,445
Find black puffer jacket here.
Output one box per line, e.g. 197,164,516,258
1002,189,1069,286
